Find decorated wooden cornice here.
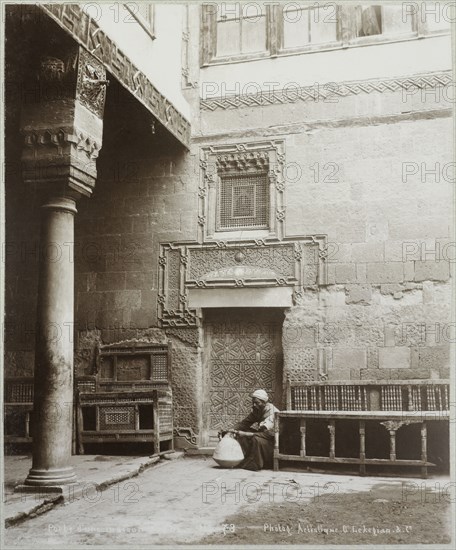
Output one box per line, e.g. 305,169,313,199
39,3,191,148
158,236,328,327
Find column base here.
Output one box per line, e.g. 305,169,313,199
21,466,77,489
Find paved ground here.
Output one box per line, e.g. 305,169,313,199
3,454,453,547
3,453,164,527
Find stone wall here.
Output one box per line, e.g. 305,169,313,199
197,80,453,385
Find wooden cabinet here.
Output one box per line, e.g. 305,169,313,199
75,342,174,455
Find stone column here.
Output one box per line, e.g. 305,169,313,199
17,37,107,490
25,197,78,486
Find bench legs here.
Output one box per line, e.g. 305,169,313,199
359,420,366,476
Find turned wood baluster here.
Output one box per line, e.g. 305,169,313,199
303,388,308,410
408,385,413,411
300,418,306,457
427,386,435,410
311,387,316,410
444,385,449,410
341,386,346,411
435,386,440,410
416,387,422,410
363,387,368,410
328,420,336,459
393,386,398,410
426,386,431,410
359,420,366,475
397,386,403,410
356,386,361,411
381,386,387,411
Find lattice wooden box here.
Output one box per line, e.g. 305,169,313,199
76,389,173,454
75,342,173,454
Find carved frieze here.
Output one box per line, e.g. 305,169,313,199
76,47,108,117
201,71,453,111
21,126,101,190
158,237,328,327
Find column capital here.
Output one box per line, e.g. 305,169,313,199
20,44,107,199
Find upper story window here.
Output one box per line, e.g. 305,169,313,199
216,3,267,57
282,4,338,48
201,2,451,65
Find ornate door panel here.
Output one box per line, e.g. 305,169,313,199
203,309,283,445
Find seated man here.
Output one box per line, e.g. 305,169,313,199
230,389,279,471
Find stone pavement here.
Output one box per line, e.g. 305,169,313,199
4,454,450,546
3,452,175,527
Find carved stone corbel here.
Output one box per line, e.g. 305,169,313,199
21,44,107,199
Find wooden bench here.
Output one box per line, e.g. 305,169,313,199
4,377,34,444
274,379,450,478
75,342,174,455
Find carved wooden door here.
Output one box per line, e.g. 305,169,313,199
203,309,283,446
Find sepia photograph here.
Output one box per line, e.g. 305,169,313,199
0,1,454,548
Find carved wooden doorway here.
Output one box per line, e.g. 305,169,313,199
202,308,284,446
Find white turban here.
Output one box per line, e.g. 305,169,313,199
252,389,269,402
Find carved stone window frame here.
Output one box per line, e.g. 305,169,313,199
199,140,285,243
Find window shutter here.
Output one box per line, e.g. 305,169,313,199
201,4,217,66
